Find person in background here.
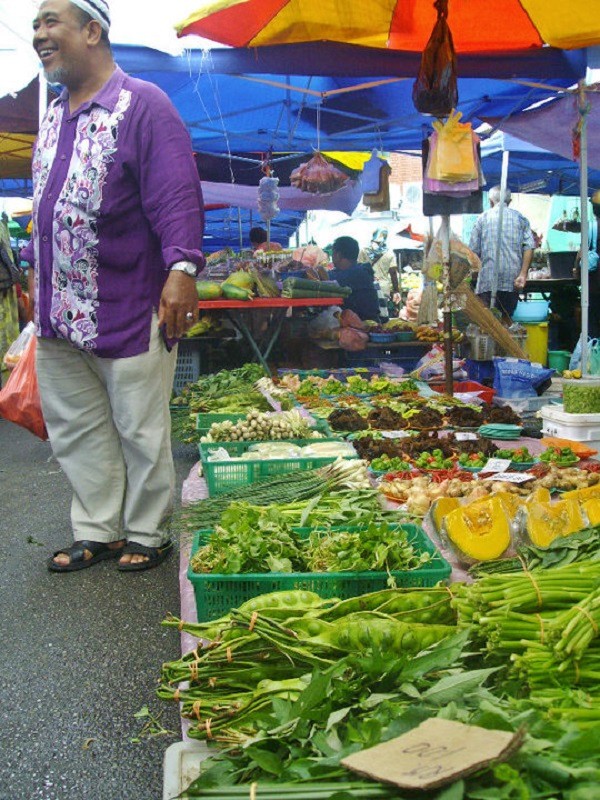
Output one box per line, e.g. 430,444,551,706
359,228,400,308
0,214,20,378
469,185,534,320
24,0,205,572
249,226,283,252
574,189,600,338
329,236,381,322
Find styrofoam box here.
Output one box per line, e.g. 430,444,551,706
163,741,211,800
540,404,600,449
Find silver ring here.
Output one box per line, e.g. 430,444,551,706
186,312,194,320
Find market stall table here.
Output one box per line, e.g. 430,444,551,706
197,297,344,372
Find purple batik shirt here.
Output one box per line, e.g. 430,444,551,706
23,66,205,358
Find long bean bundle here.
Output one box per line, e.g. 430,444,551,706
178,459,371,532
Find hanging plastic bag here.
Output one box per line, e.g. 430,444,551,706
0,334,48,440
412,0,458,116
2,320,35,369
427,112,478,183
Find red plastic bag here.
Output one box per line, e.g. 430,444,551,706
0,335,48,440
412,0,458,117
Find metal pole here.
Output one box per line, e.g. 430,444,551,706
491,150,510,306
237,207,243,250
440,215,454,396
579,82,590,376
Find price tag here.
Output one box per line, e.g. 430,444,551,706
341,718,523,791
381,430,413,439
482,457,512,474
484,471,536,483
454,432,478,441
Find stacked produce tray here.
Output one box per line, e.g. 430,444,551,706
188,524,451,621
199,437,353,496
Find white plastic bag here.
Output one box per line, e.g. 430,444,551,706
3,321,35,369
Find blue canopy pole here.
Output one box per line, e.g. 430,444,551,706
491,150,510,307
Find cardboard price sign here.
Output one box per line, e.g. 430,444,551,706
341,718,523,790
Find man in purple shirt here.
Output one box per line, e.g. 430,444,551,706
25,0,205,572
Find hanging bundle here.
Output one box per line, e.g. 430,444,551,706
257,175,280,221
412,0,458,117
427,110,478,184
361,150,392,211
290,152,349,194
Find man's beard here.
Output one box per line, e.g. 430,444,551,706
45,65,68,86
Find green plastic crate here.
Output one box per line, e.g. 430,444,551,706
199,437,353,496
188,524,451,622
195,411,247,433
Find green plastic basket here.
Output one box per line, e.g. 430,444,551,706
188,523,451,622
195,411,247,433
199,437,353,496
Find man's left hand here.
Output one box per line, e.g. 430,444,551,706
514,274,527,290
158,271,199,339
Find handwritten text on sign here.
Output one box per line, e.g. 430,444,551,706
341,718,521,790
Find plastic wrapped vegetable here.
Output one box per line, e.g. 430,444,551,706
290,152,349,194
412,0,458,117
257,176,280,221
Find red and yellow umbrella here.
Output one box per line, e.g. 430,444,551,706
176,0,600,52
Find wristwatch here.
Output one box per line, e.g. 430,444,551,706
170,261,198,278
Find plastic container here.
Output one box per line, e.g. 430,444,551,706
494,394,551,414
548,251,577,279
395,331,416,342
173,341,201,394
199,436,352,496
512,300,549,323
547,350,572,372
523,322,549,366
187,524,452,622
163,741,211,800
540,404,600,449
430,380,496,404
369,332,396,343
563,378,600,414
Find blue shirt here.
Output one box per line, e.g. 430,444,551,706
469,205,534,294
329,262,381,322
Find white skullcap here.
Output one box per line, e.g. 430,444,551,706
70,0,111,32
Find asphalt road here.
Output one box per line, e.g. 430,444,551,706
0,419,198,800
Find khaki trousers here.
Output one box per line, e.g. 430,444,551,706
36,317,177,548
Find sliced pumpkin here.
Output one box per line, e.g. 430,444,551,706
525,499,585,548
525,487,552,506
444,496,511,562
562,484,600,504
430,497,461,534
582,498,600,526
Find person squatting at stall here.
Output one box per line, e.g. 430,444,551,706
24,0,205,572
469,185,535,320
329,236,382,322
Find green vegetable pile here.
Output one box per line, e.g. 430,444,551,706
494,446,536,463
190,506,430,575
457,451,488,468
159,573,600,798
178,460,374,532
369,454,412,473
413,449,455,470
202,409,324,442
539,445,579,466
563,379,600,414
172,363,267,409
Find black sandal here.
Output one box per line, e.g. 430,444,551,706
116,540,173,572
48,540,126,573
